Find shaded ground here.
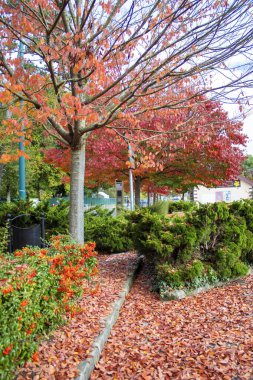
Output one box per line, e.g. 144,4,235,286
15,252,138,380
91,264,253,380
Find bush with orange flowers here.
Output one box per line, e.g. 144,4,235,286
0,235,97,379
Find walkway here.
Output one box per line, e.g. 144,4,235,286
91,263,253,380
16,253,253,380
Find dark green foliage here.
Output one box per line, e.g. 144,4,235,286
84,208,133,253
127,208,198,264
156,263,184,289
148,200,196,215
0,199,69,239
156,261,218,289
167,200,197,213
183,260,205,282
128,201,252,291
0,201,133,253
148,201,169,215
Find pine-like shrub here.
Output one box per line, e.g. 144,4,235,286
129,201,251,292
84,208,133,253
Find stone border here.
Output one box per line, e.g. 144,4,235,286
76,256,143,380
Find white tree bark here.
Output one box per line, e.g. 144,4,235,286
69,144,85,244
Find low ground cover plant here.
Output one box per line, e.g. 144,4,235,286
127,201,252,293
0,235,97,379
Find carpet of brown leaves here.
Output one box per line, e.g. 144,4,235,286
15,252,139,380
15,252,253,380
91,263,253,380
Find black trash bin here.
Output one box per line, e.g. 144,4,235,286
7,214,46,253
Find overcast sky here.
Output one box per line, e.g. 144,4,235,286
243,114,253,155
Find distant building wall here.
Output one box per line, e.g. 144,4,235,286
192,177,253,204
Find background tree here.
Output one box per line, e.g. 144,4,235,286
45,97,246,205
1,0,253,242
241,155,253,180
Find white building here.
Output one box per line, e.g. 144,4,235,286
190,175,253,204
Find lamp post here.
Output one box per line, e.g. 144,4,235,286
128,142,135,211
18,40,26,200
113,129,135,211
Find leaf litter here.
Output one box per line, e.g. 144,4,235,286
15,253,253,380
91,263,253,380
15,252,139,380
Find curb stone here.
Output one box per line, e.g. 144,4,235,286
75,255,143,380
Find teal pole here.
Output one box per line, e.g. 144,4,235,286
18,40,26,200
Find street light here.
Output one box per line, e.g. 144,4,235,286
18,40,26,200
113,129,135,211
128,142,135,211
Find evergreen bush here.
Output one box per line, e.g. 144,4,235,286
128,201,251,293
84,208,133,253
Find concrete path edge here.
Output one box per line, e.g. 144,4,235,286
75,255,143,380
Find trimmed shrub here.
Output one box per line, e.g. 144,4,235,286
128,201,250,293
167,200,197,213
148,201,170,215
84,208,133,253
0,201,133,253
156,261,219,290
156,264,184,289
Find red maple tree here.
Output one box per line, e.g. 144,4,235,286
0,1,252,241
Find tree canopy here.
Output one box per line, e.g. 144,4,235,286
0,0,252,242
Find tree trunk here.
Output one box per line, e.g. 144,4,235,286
6,186,11,203
0,164,4,187
135,175,141,207
69,143,85,244
147,188,150,206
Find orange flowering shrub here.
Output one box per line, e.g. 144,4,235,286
0,235,97,379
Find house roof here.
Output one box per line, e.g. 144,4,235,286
238,175,253,186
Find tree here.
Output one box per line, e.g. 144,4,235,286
241,155,253,179
45,97,246,205
1,0,253,243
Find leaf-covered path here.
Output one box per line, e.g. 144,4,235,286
91,263,253,380
15,252,139,380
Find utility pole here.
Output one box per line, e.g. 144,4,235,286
128,142,135,211
113,129,135,211
18,40,26,200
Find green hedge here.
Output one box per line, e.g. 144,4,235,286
127,201,253,290
0,201,132,254
148,200,197,215
0,236,97,379
84,208,133,253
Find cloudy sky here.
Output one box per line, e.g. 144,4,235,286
243,114,253,155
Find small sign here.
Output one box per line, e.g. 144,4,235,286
115,180,124,213
115,180,123,191
225,191,231,202
233,180,241,187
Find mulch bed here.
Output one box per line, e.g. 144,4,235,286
15,252,139,380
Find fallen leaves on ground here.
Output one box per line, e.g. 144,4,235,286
91,264,253,380
15,252,139,380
